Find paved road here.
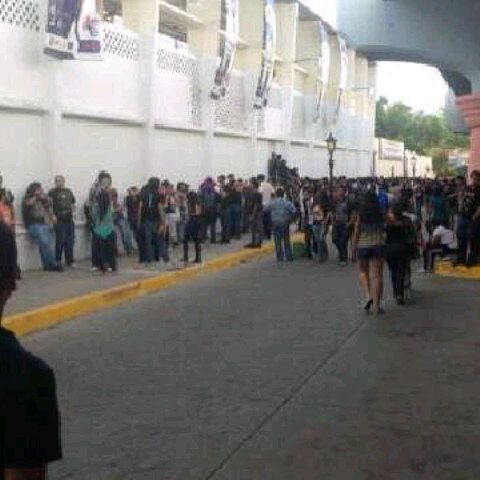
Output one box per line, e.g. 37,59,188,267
23,257,480,479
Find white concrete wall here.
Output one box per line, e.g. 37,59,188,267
0,3,375,269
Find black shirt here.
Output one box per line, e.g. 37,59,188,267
471,186,480,220
49,188,76,223
0,328,62,477
140,188,161,222
252,191,263,214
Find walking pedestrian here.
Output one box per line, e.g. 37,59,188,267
183,191,202,264
266,187,296,262
22,183,63,272
386,202,413,305
92,190,116,272
49,175,76,267
352,190,386,315
0,221,62,479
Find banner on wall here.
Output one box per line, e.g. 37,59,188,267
334,35,348,122
211,0,240,99
313,21,330,123
45,0,102,60
254,0,276,109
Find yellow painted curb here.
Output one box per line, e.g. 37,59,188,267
4,235,302,337
435,261,480,280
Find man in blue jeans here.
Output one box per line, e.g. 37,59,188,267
22,182,63,272
49,175,76,267
265,188,296,262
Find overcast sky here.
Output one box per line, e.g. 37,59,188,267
376,62,449,115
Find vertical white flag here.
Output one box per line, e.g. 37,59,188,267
314,21,330,123
254,0,277,109
335,35,348,122
211,0,240,99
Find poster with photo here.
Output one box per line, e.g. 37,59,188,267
314,21,330,123
211,0,240,99
254,0,276,109
44,0,102,60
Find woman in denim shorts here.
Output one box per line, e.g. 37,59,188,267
352,190,386,315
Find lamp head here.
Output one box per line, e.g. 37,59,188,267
326,132,337,155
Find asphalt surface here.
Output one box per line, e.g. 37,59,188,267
23,256,480,480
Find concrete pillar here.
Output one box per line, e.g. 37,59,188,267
187,0,222,178
295,20,319,149
123,0,159,180
199,58,218,178
123,0,158,33
188,0,222,58
236,0,263,74
457,93,480,176
37,0,61,189
275,3,298,89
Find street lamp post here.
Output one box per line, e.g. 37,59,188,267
412,154,417,178
326,131,337,198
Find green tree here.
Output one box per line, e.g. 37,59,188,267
375,98,470,174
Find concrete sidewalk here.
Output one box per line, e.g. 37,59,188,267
6,238,255,317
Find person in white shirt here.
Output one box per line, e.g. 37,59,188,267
424,223,458,271
258,174,274,240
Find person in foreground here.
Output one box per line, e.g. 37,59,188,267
0,222,62,479
352,190,386,315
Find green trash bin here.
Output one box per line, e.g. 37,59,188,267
292,241,306,259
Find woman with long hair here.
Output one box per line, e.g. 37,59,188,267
352,190,386,315
92,190,116,273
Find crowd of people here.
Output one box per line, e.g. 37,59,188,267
2,167,480,476
295,169,480,314
1,168,480,313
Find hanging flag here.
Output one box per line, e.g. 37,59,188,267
75,0,103,60
313,21,330,123
211,0,240,99
334,35,348,121
254,0,276,109
45,0,102,60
